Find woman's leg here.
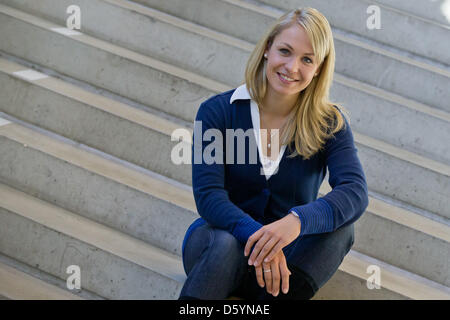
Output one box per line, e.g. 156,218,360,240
178,223,248,300
283,223,355,298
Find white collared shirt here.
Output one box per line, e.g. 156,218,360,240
230,84,287,180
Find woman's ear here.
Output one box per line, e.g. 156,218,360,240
314,64,322,77
264,41,273,59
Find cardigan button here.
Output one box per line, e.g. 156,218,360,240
262,188,270,196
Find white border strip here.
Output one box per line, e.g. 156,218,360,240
0,117,11,127
12,69,48,81
51,27,82,36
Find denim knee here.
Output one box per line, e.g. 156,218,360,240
284,223,355,292
180,224,248,299
182,224,244,275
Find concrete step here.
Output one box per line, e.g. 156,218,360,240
0,183,185,299
2,53,449,187
315,250,450,300
0,253,103,299
125,0,450,113
321,184,450,287
0,1,448,298
1,3,449,165
0,3,222,123
4,0,449,116
372,0,450,27
0,53,448,221
0,56,194,187
255,0,450,66
1,182,449,300
0,114,448,287
0,257,84,299
0,115,197,257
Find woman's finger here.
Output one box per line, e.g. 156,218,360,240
255,265,265,288
263,240,286,264
248,233,271,265
244,229,263,257
270,258,281,297
263,262,273,295
279,255,291,295
253,237,279,267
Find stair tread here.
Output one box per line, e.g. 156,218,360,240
0,0,449,300
1,181,449,300
0,182,186,284
1,2,449,122
0,60,449,242
0,260,83,300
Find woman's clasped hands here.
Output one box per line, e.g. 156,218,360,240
244,213,301,297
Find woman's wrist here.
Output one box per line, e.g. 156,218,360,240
288,211,301,234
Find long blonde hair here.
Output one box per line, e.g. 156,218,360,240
244,7,348,160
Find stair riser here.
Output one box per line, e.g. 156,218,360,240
2,9,450,164
314,269,409,300
354,213,450,286
1,72,449,220
374,0,450,26
0,73,193,186
0,13,210,122
3,69,450,183
0,207,183,299
0,136,197,257
126,0,450,113
358,145,450,220
0,131,448,286
257,0,450,65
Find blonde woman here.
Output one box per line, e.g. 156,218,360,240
179,7,368,300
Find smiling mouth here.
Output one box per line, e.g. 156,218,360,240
277,72,298,82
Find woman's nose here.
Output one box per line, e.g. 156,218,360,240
285,57,300,73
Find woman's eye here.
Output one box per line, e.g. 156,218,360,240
279,48,290,54
303,57,313,64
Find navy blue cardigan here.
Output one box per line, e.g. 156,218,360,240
183,88,368,252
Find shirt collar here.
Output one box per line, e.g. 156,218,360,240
230,84,251,104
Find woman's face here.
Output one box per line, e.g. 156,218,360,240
264,23,321,99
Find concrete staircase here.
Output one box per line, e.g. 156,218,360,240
0,0,448,299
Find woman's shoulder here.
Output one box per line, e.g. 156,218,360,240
201,89,236,108
196,88,242,119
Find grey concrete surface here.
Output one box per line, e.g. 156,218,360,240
0,11,211,122
0,207,183,299
354,212,450,287
258,0,450,65
2,0,449,113
372,0,450,26
0,119,448,286
0,135,197,257
0,0,449,299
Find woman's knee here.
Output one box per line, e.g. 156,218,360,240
207,228,244,263
334,223,355,255
183,224,244,275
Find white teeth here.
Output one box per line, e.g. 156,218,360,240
279,73,295,81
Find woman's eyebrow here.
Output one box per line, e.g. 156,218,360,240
280,42,315,55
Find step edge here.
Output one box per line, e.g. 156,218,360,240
0,183,186,284
3,0,450,121
0,53,448,178
0,107,449,243
0,260,83,300
343,250,450,300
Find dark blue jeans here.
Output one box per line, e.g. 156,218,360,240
179,222,354,300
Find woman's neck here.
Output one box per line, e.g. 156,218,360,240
261,89,299,118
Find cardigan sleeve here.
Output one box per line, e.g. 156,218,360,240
289,115,369,237
191,99,263,244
